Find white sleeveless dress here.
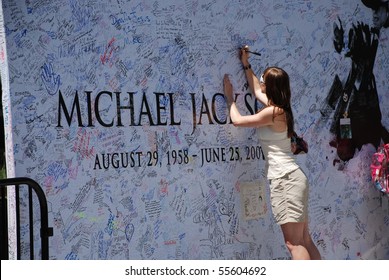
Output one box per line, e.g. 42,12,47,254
258,126,309,224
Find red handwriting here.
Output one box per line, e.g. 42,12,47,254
100,37,117,66
72,129,95,159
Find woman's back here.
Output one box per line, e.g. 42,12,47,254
258,125,299,179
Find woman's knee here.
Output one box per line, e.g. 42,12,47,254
302,223,314,244
286,241,310,260
281,222,305,245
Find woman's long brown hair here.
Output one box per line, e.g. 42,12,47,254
263,67,294,138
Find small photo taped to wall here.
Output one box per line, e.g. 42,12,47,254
340,117,352,139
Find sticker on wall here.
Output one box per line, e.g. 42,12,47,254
340,117,352,139
240,181,267,220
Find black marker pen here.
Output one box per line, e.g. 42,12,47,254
245,50,261,56
240,46,261,56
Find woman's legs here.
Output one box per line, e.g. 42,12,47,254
270,168,321,259
302,222,321,260
285,241,310,260
280,221,321,260
280,222,306,259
